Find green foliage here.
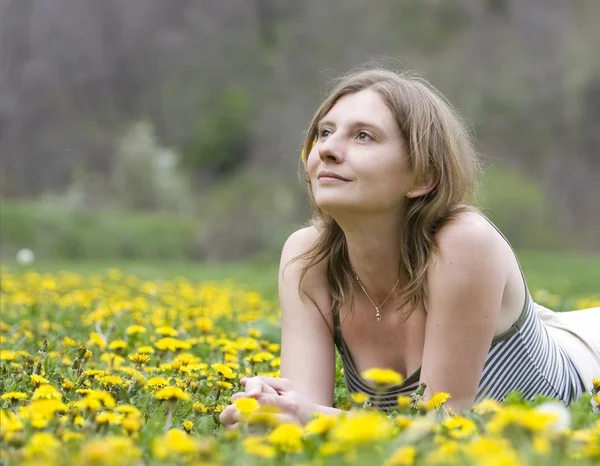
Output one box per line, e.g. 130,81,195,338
192,170,303,260
109,121,193,213
0,201,197,261
479,166,565,249
184,86,254,175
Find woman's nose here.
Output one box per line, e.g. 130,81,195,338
318,136,345,162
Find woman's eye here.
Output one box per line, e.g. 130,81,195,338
357,131,373,141
318,129,331,138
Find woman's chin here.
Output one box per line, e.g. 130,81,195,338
314,195,356,213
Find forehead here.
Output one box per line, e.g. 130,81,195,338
320,88,397,132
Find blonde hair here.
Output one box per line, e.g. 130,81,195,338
295,67,481,321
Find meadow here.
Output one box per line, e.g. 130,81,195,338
0,252,599,465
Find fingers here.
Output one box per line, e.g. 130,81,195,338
242,377,279,397
218,403,237,426
230,392,247,402
226,422,240,431
241,376,292,396
259,392,299,415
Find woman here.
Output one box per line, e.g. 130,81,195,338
219,67,600,428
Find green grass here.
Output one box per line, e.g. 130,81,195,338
516,250,600,297
3,249,599,300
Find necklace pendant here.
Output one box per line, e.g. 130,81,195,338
375,309,381,322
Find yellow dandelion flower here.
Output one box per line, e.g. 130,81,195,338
246,351,275,363
23,432,61,462
319,441,345,456
427,392,451,411
211,362,236,379
267,423,304,454
397,395,412,408
62,379,75,390
245,405,282,427
114,405,142,418
193,402,209,414
361,368,404,386
108,340,128,351
300,139,317,162
155,337,190,352
196,317,213,333
126,325,146,335
243,436,276,459
248,328,262,338
305,414,339,435
270,357,281,368
122,415,142,435
385,446,417,466
63,336,77,347
332,411,395,445
96,411,121,425
182,420,194,433
128,353,150,365
394,415,413,431
86,332,107,350
1,392,28,402
83,369,110,379
136,345,155,354
234,397,260,415
442,416,477,440
29,374,50,386
86,390,116,409
32,384,62,401
155,326,179,337
99,375,124,387
487,406,559,435
472,398,502,416
593,378,600,394
155,386,190,402
61,430,84,442
152,429,196,459
78,436,141,465
533,435,551,456
146,377,169,388
0,350,19,361
350,392,370,404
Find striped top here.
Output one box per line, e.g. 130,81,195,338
333,224,584,410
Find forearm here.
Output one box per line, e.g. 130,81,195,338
314,404,347,417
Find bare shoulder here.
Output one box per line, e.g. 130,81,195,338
434,210,506,260
429,210,509,282
279,225,328,294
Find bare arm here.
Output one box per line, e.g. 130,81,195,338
278,227,336,407
419,220,507,412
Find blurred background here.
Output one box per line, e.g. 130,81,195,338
1,0,599,275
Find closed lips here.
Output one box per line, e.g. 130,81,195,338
317,171,349,181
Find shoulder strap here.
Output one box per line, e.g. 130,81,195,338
331,300,343,346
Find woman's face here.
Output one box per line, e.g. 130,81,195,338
306,88,413,215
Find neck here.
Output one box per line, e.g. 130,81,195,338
332,208,406,302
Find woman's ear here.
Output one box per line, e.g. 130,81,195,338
406,173,439,199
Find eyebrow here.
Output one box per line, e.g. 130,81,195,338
317,119,387,135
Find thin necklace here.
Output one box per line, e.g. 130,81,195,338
351,266,400,322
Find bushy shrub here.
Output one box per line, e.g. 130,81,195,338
479,166,566,249
0,201,198,260
109,121,193,213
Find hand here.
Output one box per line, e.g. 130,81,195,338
219,377,318,429
241,376,291,397
219,376,290,430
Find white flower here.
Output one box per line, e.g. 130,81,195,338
535,401,571,433
16,248,35,266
